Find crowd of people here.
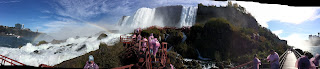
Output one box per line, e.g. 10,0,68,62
295,53,320,69
82,27,320,69
252,49,320,69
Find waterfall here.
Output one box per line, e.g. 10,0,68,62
130,8,156,28
179,6,198,27
117,6,198,29
182,32,187,43
118,16,130,26
196,49,211,60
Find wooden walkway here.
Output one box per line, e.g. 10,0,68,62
282,51,298,69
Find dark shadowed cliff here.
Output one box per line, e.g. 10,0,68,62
196,5,260,30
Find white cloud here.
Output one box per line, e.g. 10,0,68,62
41,10,51,14
52,0,135,21
51,0,228,22
234,1,320,28
39,16,50,19
0,1,20,4
272,30,283,36
42,20,76,33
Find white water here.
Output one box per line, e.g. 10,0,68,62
0,33,124,66
179,6,198,27
120,7,159,29
0,6,199,67
118,16,130,26
118,6,198,29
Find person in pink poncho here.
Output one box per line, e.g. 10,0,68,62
142,37,148,52
310,54,320,68
137,34,141,43
84,55,99,69
153,38,160,61
267,49,279,69
148,33,154,55
132,34,136,42
253,54,261,69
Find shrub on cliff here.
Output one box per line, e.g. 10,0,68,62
166,51,186,69
174,42,198,59
37,40,48,46
188,18,234,61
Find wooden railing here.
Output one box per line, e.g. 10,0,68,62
292,49,302,59
117,34,168,69
230,61,253,69
279,49,289,69
231,49,290,69
0,55,26,66
120,35,133,44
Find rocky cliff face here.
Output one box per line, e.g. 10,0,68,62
196,6,260,30
154,6,183,27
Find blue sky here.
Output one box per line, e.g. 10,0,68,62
0,0,320,46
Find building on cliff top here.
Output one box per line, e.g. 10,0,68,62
15,23,22,29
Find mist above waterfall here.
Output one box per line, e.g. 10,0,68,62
118,5,198,29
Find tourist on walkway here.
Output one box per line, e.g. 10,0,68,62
267,49,279,69
253,54,261,69
84,55,99,69
310,54,320,68
148,33,154,55
153,38,160,61
132,34,136,42
295,52,316,69
137,34,141,43
142,37,148,52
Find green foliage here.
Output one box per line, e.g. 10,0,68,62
37,40,48,46
166,51,186,69
174,42,198,59
198,3,204,7
188,18,234,61
54,42,125,68
166,30,183,46
141,27,161,37
187,17,288,65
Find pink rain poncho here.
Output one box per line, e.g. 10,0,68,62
142,38,148,52
148,33,154,54
132,34,136,38
253,57,261,69
153,38,160,55
295,55,316,69
132,34,136,42
84,61,99,69
137,34,142,42
310,54,320,66
267,52,279,69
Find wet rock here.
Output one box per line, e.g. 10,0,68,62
34,50,40,54
47,46,53,49
54,48,64,54
76,45,86,51
51,39,66,44
75,36,80,39
97,33,108,40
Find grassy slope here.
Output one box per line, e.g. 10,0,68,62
54,43,125,68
